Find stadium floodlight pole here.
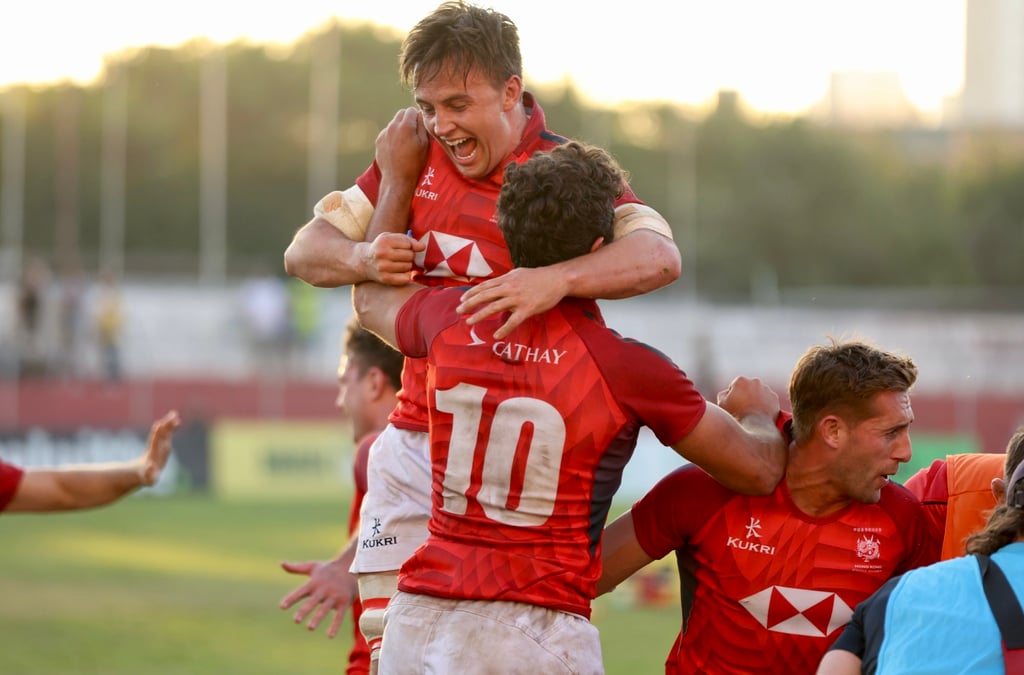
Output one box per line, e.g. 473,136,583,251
1,87,25,288
1,87,26,417
100,62,127,281
54,86,81,273
307,22,341,212
199,46,227,286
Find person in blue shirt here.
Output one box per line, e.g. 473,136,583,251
817,427,1024,675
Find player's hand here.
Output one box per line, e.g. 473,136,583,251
138,410,181,487
358,232,426,286
457,267,566,340
376,107,430,184
279,559,358,639
716,377,780,420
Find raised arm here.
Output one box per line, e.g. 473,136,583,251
284,108,429,288
671,377,787,496
6,410,180,512
458,207,680,339
597,510,656,596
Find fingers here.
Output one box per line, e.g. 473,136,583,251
306,600,334,632
327,611,344,639
491,314,525,341
280,560,316,575
279,581,312,610
140,410,181,485
293,595,320,624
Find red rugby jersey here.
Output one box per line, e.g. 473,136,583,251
345,432,376,675
355,93,640,432
392,288,705,618
632,465,937,674
0,459,24,512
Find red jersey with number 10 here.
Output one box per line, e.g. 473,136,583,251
631,464,937,674
393,288,706,618
355,93,641,434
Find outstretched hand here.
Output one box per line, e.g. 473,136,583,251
457,267,566,340
279,558,358,638
139,410,181,487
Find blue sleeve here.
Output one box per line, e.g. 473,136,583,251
828,574,903,675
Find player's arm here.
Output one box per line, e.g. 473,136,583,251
6,410,180,512
458,204,680,339
814,650,862,675
283,108,428,287
352,282,423,350
671,377,786,495
597,510,656,595
279,532,359,638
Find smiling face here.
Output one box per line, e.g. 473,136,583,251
413,64,525,180
827,390,915,504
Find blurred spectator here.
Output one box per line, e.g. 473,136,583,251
239,275,292,375
56,263,88,378
15,257,52,378
92,269,124,381
287,276,322,376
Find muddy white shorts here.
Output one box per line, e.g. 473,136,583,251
350,424,432,574
378,591,604,674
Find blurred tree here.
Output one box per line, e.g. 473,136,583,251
1,21,1023,308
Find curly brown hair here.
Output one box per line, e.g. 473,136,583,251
496,141,625,268
788,337,918,445
400,1,522,91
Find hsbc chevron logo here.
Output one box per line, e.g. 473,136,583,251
740,586,853,637
413,231,494,280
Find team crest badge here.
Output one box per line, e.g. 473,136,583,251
855,534,881,562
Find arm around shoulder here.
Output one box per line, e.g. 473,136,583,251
672,403,786,496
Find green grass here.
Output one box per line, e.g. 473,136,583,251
0,496,678,674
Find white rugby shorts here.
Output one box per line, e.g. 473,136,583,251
379,591,604,674
350,424,432,574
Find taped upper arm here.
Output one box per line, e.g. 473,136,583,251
612,203,674,240
313,186,373,241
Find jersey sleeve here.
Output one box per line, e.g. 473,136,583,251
827,573,902,675
394,287,465,359
885,483,942,571
0,460,25,512
630,465,731,560
593,336,707,448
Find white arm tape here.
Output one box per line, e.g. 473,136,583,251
612,203,674,241
313,185,374,241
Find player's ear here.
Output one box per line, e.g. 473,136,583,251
818,414,843,450
992,477,1007,505
502,75,523,112
589,237,605,254
364,366,387,399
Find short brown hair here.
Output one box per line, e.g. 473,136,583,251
343,317,403,390
788,338,918,444
400,1,522,90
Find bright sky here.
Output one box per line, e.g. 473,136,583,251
1,1,966,117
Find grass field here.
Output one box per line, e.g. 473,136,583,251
0,495,679,674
